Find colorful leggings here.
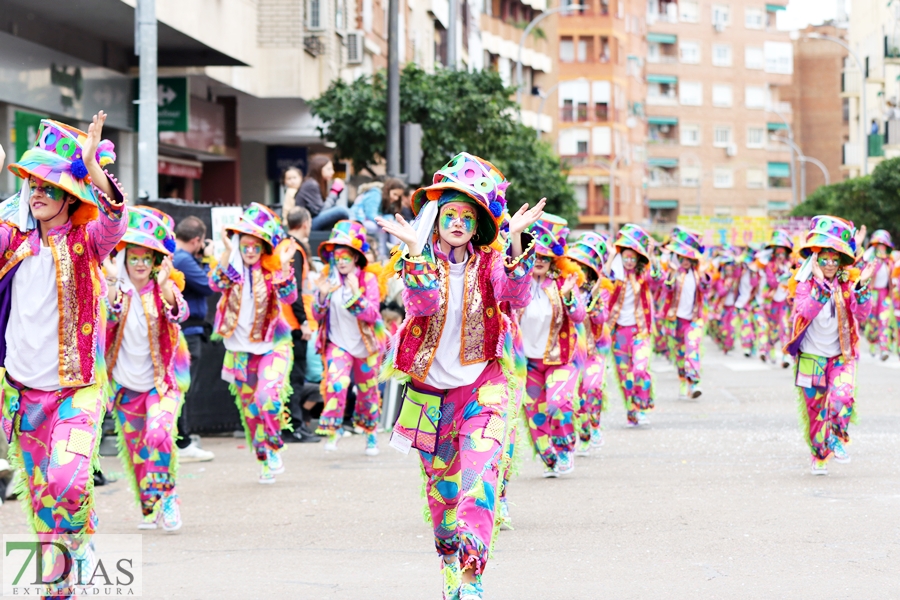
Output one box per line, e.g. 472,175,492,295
864,288,893,355
654,316,673,357
499,379,525,502
576,352,607,442
112,383,181,516
8,380,105,539
523,359,578,468
795,353,856,460
612,325,653,425
231,351,287,463
760,301,789,360
739,303,765,354
317,343,382,434
716,305,737,352
673,317,703,385
418,362,508,575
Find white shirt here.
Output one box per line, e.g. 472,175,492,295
616,279,637,326
773,266,789,302
327,281,370,359
676,270,696,320
874,261,890,289
112,292,156,392
521,279,553,359
424,256,487,389
223,268,275,355
735,269,752,309
800,288,842,358
6,243,62,390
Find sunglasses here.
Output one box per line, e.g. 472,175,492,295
128,254,154,267
535,255,552,263
622,256,638,263
240,243,263,255
817,257,840,266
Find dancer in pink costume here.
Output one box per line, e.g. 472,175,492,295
784,216,874,475
759,229,795,368
710,251,740,354
860,229,896,361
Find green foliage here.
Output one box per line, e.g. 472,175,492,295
309,65,577,222
791,156,900,239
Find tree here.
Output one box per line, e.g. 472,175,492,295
309,65,577,222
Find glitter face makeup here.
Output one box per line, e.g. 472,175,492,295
240,241,263,255
127,254,154,267
439,203,477,233
29,177,65,201
333,248,355,264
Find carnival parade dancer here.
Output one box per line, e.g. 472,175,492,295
605,224,658,426
735,247,764,358
660,228,709,400
567,232,611,455
759,230,795,368
710,251,740,354
210,203,297,484
519,215,585,476
861,230,896,361
313,220,387,455
0,114,126,590
785,216,874,475
377,152,543,600
104,207,189,531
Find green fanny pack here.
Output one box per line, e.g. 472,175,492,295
389,384,443,455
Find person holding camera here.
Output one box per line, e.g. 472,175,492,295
172,216,216,462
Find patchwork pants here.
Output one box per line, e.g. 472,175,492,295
418,362,509,575
795,353,856,460
612,325,653,425
111,383,181,516
760,301,790,361
654,317,673,358
499,378,525,502
674,317,703,386
229,350,288,463
739,303,765,355
7,379,105,538
864,288,894,355
523,359,578,468
576,353,607,442
317,343,382,434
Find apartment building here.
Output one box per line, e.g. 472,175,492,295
554,0,648,228
781,23,849,197
644,0,794,222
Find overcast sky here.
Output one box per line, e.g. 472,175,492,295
778,0,846,30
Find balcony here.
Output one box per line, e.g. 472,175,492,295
562,153,590,167
885,35,900,63
647,93,677,107
886,120,900,146
869,133,885,157
842,143,861,166
766,101,792,114
559,104,615,123
841,71,861,96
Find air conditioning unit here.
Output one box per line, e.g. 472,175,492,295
714,21,726,32
346,31,364,64
726,143,737,157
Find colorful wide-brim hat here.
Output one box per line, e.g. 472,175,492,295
225,202,286,249
666,227,704,261
134,205,176,232
319,220,369,267
614,223,652,261
767,228,794,251
568,231,609,276
118,207,177,257
8,119,116,205
530,214,569,256
411,152,509,245
869,229,894,249
798,215,857,263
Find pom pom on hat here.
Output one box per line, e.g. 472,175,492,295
164,237,176,254
70,158,89,180
362,241,370,252
849,237,857,252
552,242,565,256
489,200,503,218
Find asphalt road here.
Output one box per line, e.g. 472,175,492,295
2,338,898,599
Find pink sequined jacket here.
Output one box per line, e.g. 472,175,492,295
209,262,298,345
312,269,386,356
785,276,872,359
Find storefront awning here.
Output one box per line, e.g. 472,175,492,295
647,33,677,44
768,162,791,178
767,201,790,211
647,74,678,84
649,200,679,209
767,122,789,131
648,116,678,126
765,4,787,12
649,158,679,168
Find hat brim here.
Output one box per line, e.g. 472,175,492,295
118,231,172,256
798,239,855,264
226,223,273,249
8,162,94,205
567,251,600,277
666,241,702,261
318,238,368,267
615,235,650,260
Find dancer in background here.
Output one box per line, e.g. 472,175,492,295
567,232,611,455
520,215,585,477
735,247,763,358
785,216,874,475
759,230,795,368
210,203,297,484
861,230,896,361
105,207,188,531
377,152,543,600
710,251,740,354
313,220,386,455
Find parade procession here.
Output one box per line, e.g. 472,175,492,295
0,0,898,598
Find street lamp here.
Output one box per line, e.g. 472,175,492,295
516,4,586,123
771,134,831,203
804,32,868,175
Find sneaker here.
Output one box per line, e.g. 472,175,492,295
828,437,851,464
557,451,575,475
267,449,285,474
690,385,702,399
283,424,322,444
459,581,484,600
744,351,751,358
881,351,890,362
678,379,689,401
259,462,276,484
161,492,183,532
575,439,591,457
138,502,161,530
625,419,639,428
179,441,215,463
810,457,828,475
323,432,340,452
365,432,380,456
637,411,650,425
442,558,461,600
589,428,604,448
542,464,559,478
498,498,513,530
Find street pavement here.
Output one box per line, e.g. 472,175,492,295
2,338,899,599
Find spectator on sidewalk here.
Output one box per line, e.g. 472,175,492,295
297,155,349,230
172,216,216,462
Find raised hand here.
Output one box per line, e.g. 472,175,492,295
859,261,877,284
346,271,360,294
560,273,578,296
82,112,114,198
221,228,233,253
315,270,337,296
376,214,420,255
156,256,173,287
508,198,547,236
854,224,867,251
811,253,825,282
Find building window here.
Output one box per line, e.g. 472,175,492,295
747,126,765,148
713,167,734,188
679,41,701,64
746,168,765,188
712,4,730,26
680,166,701,187
712,84,733,107
712,44,732,67
560,37,574,63
745,46,764,69
713,125,732,147
681,124,701,145
577,140,588,155
745,86,766,109
308,0,322,29
765,41,794,74
745,7,763,29
577,37,590,62
600,36,611,62
574,183,588,211
680,81,702,106
679,0,699,23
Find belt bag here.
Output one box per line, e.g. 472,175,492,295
389,384,443,455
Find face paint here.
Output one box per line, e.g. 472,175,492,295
333,248,355,264
128,254,154,267
817,256,840,267
29,177,65,201
240,241,263,255
439,203,477,233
